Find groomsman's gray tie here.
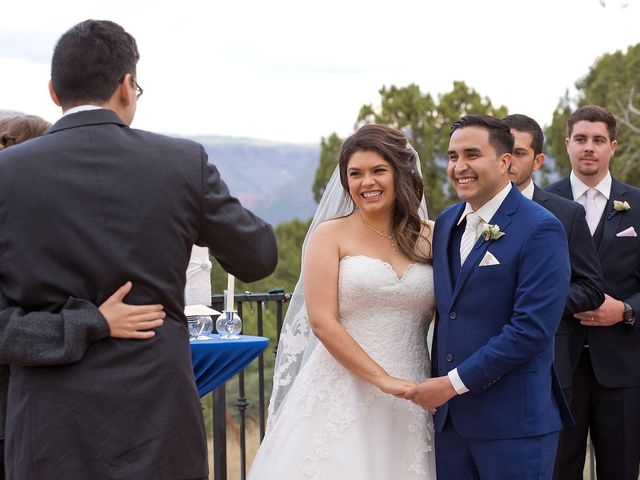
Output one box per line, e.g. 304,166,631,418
460,212,482,265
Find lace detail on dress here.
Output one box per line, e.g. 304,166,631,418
267,306,312,431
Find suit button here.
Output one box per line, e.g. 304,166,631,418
449,312,456,320
446,354,453,362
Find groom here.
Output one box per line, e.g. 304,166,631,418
407,115,572,479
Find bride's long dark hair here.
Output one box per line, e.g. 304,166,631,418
338,124,432,264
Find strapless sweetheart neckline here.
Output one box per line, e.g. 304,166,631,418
340,254,421,281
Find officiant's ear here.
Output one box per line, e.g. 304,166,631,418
118,73,136,107
48,80,62,107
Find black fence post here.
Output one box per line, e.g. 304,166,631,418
207,292,290,479
212,386,227,480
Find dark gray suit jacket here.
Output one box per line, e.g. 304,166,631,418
532,185,604,390
0,109,277,480
0,296,108,445
546,176,640,388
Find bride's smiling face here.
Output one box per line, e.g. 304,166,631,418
346,150,396,215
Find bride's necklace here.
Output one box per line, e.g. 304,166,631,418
359,212,397,255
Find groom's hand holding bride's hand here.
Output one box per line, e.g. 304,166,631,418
404,376,457,411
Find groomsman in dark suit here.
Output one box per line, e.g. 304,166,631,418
0,20,277,480
503,114,604,404
546,105,640,480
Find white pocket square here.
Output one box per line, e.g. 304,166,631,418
616,226,637,237
479,251,500,266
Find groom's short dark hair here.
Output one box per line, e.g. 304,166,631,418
51,20,140,109
450,115,514,156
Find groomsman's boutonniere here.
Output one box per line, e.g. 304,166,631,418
613,200,631,212
482,224,505,241
607,200,631,220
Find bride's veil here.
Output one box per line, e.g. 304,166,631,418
267,141,428,430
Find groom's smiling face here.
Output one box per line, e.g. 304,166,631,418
447,126,511,211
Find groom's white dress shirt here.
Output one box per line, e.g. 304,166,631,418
449,182,512,395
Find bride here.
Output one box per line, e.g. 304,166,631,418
249,124,436,479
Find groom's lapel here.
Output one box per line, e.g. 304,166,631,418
450,186,519,306
437,203,464,303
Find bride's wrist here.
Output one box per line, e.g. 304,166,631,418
370,371,390,390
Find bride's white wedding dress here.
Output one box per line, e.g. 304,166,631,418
249,255,436,479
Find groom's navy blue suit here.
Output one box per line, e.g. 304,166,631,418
432,186,573,478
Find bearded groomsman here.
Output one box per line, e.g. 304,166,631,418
503,114,604,405
546,105,640,480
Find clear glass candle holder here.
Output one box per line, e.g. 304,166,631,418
216,310,242,339
188,315,213,340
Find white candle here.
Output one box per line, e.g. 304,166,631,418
226,274,235,311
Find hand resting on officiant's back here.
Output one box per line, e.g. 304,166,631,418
0,280,166,365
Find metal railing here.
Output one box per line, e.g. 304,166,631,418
208,292,289,480
203,292,607,480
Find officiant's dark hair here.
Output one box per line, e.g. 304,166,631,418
51,20,140,108
503,114,544,156
338,124,431,264
450,115,514,156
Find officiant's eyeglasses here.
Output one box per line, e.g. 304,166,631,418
133,80,143,99
122,75,144,99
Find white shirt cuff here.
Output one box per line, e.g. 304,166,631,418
448,368,469,395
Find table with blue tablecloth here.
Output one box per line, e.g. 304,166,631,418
190,334,269,397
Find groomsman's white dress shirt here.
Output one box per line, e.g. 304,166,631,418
569,171,611,233
521,180,535,200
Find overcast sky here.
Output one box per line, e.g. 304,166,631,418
1,0,638,143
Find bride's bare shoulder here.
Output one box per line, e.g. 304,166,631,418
308,215,355,246
313,215,352,233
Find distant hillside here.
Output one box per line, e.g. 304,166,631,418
189,135,320,226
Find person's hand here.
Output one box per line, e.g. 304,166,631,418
405,376,457,411
574,294,624,327
376,374,417,397
99,281,165,339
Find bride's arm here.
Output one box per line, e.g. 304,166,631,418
303,222,415,396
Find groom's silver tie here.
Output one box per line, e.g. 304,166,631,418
460,212,482,265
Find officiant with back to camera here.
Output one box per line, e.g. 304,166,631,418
0,113,172,480
0,19,277,480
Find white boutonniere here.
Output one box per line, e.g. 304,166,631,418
482,224,505,241
608,200,631,220
613,200,631,212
